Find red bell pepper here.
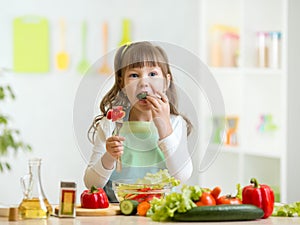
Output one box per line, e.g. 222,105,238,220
80,186,109,209
242,178,274,218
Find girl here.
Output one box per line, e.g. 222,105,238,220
84,41,193,201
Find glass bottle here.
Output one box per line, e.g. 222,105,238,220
210,25,223,67
256,31,269,68
18,158,52,219
221,32,240,67
268,31,282,69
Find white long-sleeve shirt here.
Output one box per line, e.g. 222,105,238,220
84,115,193,189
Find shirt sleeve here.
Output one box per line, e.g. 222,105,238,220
158,115,193,183
83,118,115,189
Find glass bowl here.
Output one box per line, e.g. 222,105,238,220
112,179,173,202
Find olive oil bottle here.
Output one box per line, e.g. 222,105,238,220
18,158,52,219
18,198,52,219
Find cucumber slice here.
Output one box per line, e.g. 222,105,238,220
137,92,147,100
120,200,139,215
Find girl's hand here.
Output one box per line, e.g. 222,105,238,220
146,91,173,139
105,136,125,159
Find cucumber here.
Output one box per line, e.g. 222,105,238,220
137,92,147,100
120,200,139,215
173,204,264,222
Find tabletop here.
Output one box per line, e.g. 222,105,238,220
1,216,300,225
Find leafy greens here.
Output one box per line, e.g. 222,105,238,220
147,185,202,221
272,202,300,217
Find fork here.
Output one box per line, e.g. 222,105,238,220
113,120,123,172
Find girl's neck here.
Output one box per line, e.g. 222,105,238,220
128,108,152,121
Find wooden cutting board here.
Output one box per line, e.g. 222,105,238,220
0,207,9,217
55,204,121,216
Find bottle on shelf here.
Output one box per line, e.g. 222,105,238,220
221,32,240,67
268,31,282,69
256,31,269,68
210,24,239,67
210,25,223,67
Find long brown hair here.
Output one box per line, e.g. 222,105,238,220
88,41,192,143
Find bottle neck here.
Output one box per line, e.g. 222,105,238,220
27,162,46,199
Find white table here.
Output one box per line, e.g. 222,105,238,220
1,216,300,225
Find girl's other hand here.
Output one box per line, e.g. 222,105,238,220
146,91,169,117
105,136,125,159
146,91,173,139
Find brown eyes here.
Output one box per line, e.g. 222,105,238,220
128,72,157,78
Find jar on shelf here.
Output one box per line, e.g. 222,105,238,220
221,32,240,67
210,24,239,67
268,31,282,69
210,25,224,67
256,31,269,68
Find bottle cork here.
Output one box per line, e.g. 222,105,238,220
8,207,19,221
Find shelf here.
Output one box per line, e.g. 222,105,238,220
243,148,282,159
210,67,282,76
208,144,281,159
208,143,240,152
243,68,282,75
210,67,243,75
199,0,287,202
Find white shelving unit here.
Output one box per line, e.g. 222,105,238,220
197,0,287,202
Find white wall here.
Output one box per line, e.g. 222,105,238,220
0,0,199,205
286,0,300,203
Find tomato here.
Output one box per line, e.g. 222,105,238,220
211,186,222,200
216,195,242,205
124,188,161,203
195,192,216,206
144,193,162,202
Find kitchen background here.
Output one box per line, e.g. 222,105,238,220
0,0,299,207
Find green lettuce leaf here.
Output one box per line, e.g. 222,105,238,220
147,185,202,221
272,202,300,217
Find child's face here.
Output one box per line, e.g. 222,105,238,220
123,66,170,110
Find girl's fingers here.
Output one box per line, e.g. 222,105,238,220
108,141,122,149
107,145,123,158
155,91,168,102
146,94,163,108
147,93,169,113
111,146,123,155
110,142,123,149
106,136,125,158
145,96,158,107
107,136,125,142
147,91,168,103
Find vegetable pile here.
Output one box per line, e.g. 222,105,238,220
147,183,248,221
119,177,276,222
